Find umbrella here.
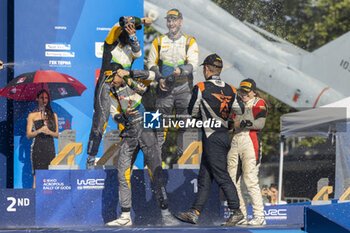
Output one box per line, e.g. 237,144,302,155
0,70,87,101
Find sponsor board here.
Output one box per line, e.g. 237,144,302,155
42,178,72,193
221,204,305,225
45,43,71,50
45,51,75,57
49,60,72,67
58,117,73,130
76,178,105,190
264,208,287,220
95,42,104,58
96,27,111,31
0,189,35,227
54,26,67,30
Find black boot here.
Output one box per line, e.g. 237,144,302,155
174,208,200,224
221,209,244,226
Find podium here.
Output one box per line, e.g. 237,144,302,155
49,130,81,170
35,169,220,226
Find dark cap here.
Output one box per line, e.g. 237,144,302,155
200,54,223,68
239,78,256,92
104,62,123,82
165,9,183,19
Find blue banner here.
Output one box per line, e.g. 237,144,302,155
35,169,220,226
0,189,35,227
221,203,306,225
13,0,144,188
0,0,8,189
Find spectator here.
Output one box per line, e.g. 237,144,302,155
263,184,287,206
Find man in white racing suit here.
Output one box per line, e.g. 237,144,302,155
147,9,199,159
227,78,268,226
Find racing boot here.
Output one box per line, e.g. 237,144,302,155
248,216,266,226
174,208,199,224
221,209,244,226
86,155,95,170
106,212,132,226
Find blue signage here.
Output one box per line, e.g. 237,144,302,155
0,0,8,189
35,169,220,226
221,203,306,225
13,0,144,188
0,189,35,227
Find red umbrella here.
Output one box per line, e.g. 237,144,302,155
0,70,87,101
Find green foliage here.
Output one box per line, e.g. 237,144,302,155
258,91,296,160
295,137,327,147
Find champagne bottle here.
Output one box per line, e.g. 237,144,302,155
119,16,143,30
133,17,142,30
123,76,147,95
133,17,142,26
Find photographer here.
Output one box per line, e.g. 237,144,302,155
262,184,287,206
86,16,152,168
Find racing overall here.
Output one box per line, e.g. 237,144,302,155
188,76,244,213
147,33,198,157
87,22,141,156
109,70,168,212
227,97,268,218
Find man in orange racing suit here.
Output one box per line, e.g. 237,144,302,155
174,54,245,226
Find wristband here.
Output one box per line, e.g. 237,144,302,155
129,35,137,41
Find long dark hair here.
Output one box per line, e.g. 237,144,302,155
36,89,56,129
254,90,270,108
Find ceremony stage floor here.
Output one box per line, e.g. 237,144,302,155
0,225,304,233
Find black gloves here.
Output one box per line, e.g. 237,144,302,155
240,120,253,128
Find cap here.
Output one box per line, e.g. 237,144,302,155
165,9,183,19
104,63,123,82
239,78,256,92
200,54,223,68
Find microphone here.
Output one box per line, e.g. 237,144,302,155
41,108,47,126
